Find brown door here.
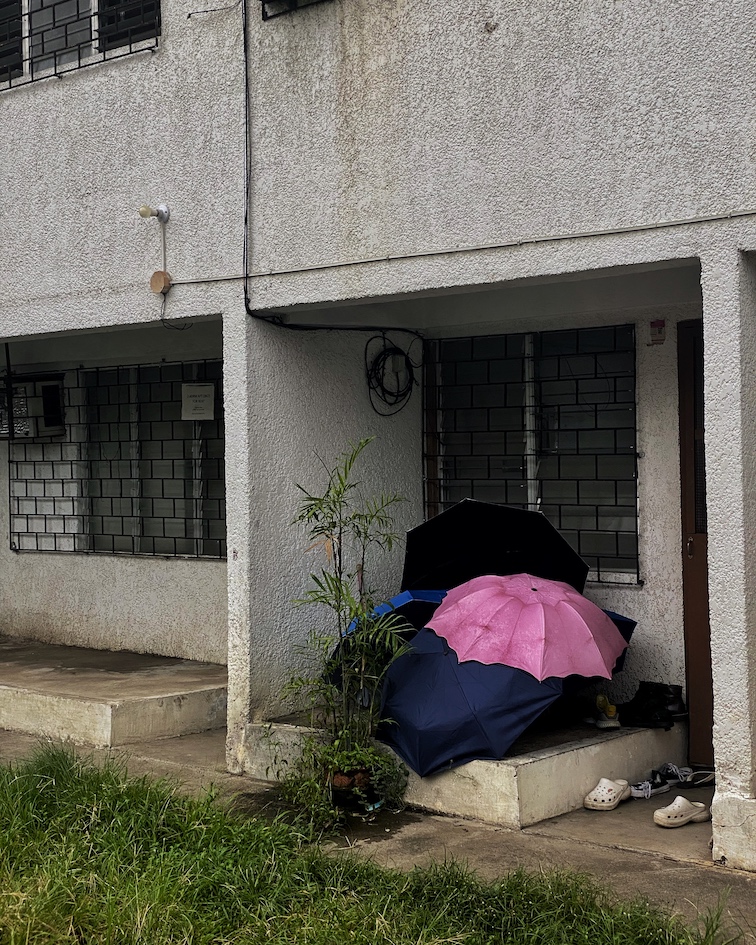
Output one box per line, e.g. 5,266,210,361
677,320,714,768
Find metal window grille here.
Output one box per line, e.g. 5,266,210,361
0,0,159,86
260,0,331,20
424,325,639,581
8,359,226,558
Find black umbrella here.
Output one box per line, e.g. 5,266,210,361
378,628,563,777
401,499,589,594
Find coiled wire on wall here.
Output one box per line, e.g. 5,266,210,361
364,334,422,417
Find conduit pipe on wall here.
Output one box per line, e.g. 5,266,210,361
167,207,756,290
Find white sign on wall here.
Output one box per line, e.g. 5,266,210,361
181,383,215,421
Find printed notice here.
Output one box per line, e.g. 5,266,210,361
181,383,215,421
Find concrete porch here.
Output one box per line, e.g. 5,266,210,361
245,718,689,828
0,636,227,747
0,635,691,832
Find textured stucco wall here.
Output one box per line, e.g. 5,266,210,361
224,314,422,767
0,0,245,338
247,0,755,278
4,0,756,868
700,246,756,870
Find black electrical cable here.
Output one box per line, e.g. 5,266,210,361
364,334,423,416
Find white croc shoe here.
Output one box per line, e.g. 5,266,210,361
653,795,711,828
584,778,631,810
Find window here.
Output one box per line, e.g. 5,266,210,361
425,326,638,580
8,360,226,558
0,0,158,85
260,0,331,20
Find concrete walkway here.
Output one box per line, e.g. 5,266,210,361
1,728,753,942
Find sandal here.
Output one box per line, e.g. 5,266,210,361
653,795,711,827
680,770,715,787
584,778,631,810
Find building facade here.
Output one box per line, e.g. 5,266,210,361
2,0,755,869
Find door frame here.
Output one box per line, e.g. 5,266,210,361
677,319,714,768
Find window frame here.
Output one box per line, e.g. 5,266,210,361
424,325,640,584
7,360,226,560
0,0,159,86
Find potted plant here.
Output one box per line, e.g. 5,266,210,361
282,438,410,829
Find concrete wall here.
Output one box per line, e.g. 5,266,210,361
225,315,422,767
0,0,245,338
247,0,754,287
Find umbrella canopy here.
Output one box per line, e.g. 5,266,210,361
401,499,589,594
378,628,563,777
426,573,628,682
346,589,447,637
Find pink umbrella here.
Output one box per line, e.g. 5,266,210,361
426,573,628,682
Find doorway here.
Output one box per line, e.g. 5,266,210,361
677,320,714,768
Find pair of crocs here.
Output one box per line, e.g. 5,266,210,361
584,777,631,810
584,779,712,827
653,795,711,828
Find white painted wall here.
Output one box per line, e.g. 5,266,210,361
225,315,422,766
0,0,245,338
247,0,755,296
4,0,756,868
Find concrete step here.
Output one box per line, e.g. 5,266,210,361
244,720,687,828
0,637,227,747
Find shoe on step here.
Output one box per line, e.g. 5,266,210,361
630,769,670,799
595,694,620,729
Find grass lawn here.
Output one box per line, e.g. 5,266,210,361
0,746,732,945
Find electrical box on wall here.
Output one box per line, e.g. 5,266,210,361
0,379,66,438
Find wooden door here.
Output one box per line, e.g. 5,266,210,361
677,320,714,768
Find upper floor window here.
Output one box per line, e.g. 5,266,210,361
0,0,159,86
261,0,331,20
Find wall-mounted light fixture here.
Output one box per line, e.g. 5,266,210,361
138,203,170,224
138,203,172,294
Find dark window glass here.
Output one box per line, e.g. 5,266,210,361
428,325,638,577
0,0,22,80
98,0,160,50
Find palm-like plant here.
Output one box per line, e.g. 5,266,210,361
284,438,410,824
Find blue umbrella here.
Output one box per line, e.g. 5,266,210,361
346,589,447,636
378,628,563,777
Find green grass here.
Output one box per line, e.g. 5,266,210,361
0,746,734,944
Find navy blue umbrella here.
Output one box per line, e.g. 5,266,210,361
378,628,563,777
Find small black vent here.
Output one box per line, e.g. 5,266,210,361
261,0,330,20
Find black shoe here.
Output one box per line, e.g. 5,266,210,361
616,681,678,731
630,769,671,799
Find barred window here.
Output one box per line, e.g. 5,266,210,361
260,0,332,20
0,0,159,85
8,360,226,558
425,326,638,580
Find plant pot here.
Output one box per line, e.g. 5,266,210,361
330,767,379,810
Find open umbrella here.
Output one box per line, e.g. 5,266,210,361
426,573,628,682
379,627,563,777
401,499,589,594
346,589,447,637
